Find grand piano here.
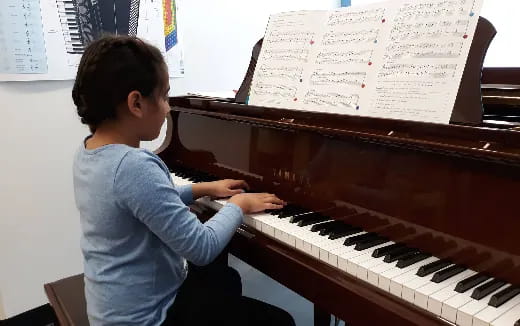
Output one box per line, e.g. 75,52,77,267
156,34,520,326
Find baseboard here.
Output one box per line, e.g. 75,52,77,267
0,304,57,326
0,290,5,320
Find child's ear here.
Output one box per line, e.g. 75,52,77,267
127,90,144,118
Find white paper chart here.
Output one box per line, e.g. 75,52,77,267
0,0,48,74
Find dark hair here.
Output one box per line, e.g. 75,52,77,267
72,35,166,132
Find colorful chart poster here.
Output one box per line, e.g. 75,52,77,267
163,0,178,51
0,0,184,81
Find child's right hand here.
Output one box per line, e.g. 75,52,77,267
228,193,286,214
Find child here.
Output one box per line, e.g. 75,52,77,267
72,35,295,326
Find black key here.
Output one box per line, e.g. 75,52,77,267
383,247,419,263
396,252,432,269
329,227,363,240
354,237,388,251
319,221,346,234
455,273,491,293
320,222,351,235
344,233,379,246
416,259,452,277
298,215,330,227
265,208,282,215
279,205,310,218
471,279,507,300
311,220,340,232
372,243,406,258
488,286,520,308
431,265,466,283
290,212,321,223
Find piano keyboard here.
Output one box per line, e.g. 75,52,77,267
170,168,520,326
56,0,140,54
56,0,92,54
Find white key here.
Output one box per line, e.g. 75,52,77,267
172,174,193,186
325,236,350,267
456,284,511,326
346,243,393,275
378,256,436,292
489,302,520,326
414,270,476,310
402,274,438,303
319,237,352,263
367,260,398,287
427,270,478,315
473,292,520,326
438,276,493,322
389,257,439,297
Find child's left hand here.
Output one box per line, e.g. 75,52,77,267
207,179,249,198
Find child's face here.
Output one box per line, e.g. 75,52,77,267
141,69,171,141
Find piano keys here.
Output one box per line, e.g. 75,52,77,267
157,74,520,326
55,0,140,54
167,163,520,326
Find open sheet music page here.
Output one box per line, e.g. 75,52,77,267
248,11,326,109
249,0,484,124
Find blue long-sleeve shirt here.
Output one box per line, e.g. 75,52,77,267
73,143,244,325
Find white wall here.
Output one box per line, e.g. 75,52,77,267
0,0,340,318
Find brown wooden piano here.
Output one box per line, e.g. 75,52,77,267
156,27,520,325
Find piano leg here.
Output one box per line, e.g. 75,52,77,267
314,305,331,326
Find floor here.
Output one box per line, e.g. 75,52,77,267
228,254,346,326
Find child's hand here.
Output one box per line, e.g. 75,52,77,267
228,193,285,214
207,179,249,198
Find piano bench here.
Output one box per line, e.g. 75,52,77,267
44,274,89,326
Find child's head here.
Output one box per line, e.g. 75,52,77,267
72,35,170,140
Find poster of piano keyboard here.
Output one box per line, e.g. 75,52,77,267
0,0,184,81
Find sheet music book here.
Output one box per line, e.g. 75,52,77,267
248,0,484,124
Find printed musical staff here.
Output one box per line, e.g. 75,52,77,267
322,30,379,45
310,71,366,87
389,20,470,42
378,63,458,79
385,41,464,59
263,49,310,63
257,65,304,82
327,8,386,26
304,90,360,109
316,50,372,65
394,0,472,23
251,81,297,99
266,31,316,45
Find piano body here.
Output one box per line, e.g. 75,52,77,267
55,0,140,54
156,18,520,325
157,83,520,325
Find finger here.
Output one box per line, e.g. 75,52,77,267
266,197,285,205
265,203,284,210
227,189,245,196
261,193,282,201
229,179,249,190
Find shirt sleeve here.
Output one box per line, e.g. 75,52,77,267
113,150,243,266
176,184,194,206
